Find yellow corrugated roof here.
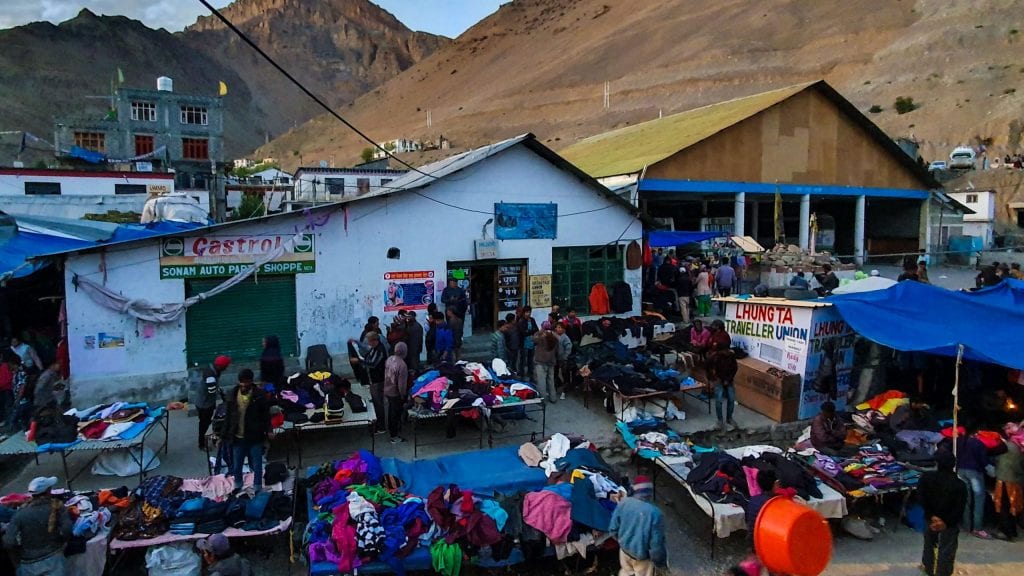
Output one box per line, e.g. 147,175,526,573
561,82,815,178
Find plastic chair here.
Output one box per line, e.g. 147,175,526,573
305,344,333,372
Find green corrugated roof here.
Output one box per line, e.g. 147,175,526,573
560,82,814,178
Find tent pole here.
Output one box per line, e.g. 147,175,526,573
952,344,964,460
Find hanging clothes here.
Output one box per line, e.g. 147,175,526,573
589,283,611,315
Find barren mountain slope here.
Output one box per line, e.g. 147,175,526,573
257,0,1024,169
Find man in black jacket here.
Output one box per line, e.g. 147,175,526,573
404,311,424,372
224,369,271,493
350,333,387,433
919,449,968,576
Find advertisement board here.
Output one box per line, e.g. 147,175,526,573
383,271,436,312
159,233,315,279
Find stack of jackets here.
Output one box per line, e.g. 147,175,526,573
807,443,921,496
408,361,539,413
687,449,823,512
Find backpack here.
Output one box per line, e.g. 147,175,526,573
211,403,229,438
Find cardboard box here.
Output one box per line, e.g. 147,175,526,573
735,357,801,400
735,380,800,422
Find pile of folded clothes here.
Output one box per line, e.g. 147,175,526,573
408,360,539,414
614,414,693,464
0,488,123,557
272,371,369,425
800,443,922,497
114,472,293,541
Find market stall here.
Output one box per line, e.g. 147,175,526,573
305,435,624,576
0,403,169,489
406,360,545,457
614,419,846,556
578,340,705,420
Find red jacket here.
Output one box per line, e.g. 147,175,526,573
589,283,611,315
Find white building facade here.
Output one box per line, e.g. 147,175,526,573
57,136,643,403
291,167,408,203
0,168,184,219
948,189,995,247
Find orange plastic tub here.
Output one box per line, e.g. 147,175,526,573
754,497,832,576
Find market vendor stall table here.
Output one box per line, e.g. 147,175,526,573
585,376,709,419
0,408,169,489
486,397,547,448
206,400,377,471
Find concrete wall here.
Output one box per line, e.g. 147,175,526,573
62,144,642,404
292,169,407,202
0,172,174,196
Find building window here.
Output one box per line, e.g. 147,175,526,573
74,131,106,152
380,178,392,187
965,194,978,204
179,106,209,126
115,184,147,195
551,245,624,313
134,134,155,156
357,178,370,193
131,101,156,122
181,138,209,160
324,177,345,196
24,182,61,195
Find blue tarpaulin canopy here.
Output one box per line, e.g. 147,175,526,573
0,231,93,280
828,280,1024,369
647,230,728,247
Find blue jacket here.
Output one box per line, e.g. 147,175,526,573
608,496,666,565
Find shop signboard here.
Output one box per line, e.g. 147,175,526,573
475,239,498,259
529,274,551,308
497,264,524,313
724,301,854,419
159,233,315,279
383,271,436,312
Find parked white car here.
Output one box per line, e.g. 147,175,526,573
928,160,947,172
948,146,977,170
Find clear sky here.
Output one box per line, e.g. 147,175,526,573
0,1,505,38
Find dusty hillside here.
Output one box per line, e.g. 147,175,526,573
0,1,447,158
256,0,1024,170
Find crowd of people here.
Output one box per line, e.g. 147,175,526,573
644,248,745,320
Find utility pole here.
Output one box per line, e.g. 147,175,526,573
603,81,610,110
426,110,432,129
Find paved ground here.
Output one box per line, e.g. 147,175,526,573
3,383,1022,575
2,263,1017,574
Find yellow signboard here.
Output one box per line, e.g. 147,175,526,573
529,274,551,308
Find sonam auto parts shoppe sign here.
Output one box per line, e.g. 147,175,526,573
159,234,316,279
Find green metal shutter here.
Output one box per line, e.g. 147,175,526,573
185,276,297,365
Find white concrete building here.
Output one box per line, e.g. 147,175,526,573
948,189,995,247
291,166,407,203
372,138,422,160
0,168,190,220
50,135,643,403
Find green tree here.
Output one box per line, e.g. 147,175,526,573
894,96,918,114
230,194,266,221
360,147,375,163
868,104,883,114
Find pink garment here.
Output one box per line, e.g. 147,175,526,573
523,490,573,544
690,328,711,348
743,466,762,497
180,474,236,501
332,502,359,574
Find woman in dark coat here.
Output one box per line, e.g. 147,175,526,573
259,335,285,386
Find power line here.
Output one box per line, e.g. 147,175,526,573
195,0,439,181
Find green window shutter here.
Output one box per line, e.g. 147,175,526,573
185,276,297,365
551,245,624,314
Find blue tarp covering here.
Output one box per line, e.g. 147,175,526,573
381,444,547,499
647,230,727,247
0,232,93,279
1,220,205,280
961,278,1024,309
828,280,1024,369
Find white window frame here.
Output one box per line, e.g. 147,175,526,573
179,106,209,126
131,101,157,122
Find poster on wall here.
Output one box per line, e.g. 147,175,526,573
383,271,436,312
98,332,125,348
497,264,524,313
494,203,557,240
529,275,551,308
800,311,855,419
159,233,316,279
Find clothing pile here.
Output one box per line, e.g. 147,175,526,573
408,361,539,414
275,371,368,424
27,402,165,450
0,489,117,558
615,417,693,461
576,342,680,396
516,434,624,559
800,443,922,497
579,316,673,343
687,447,823,513
114,473,293,541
